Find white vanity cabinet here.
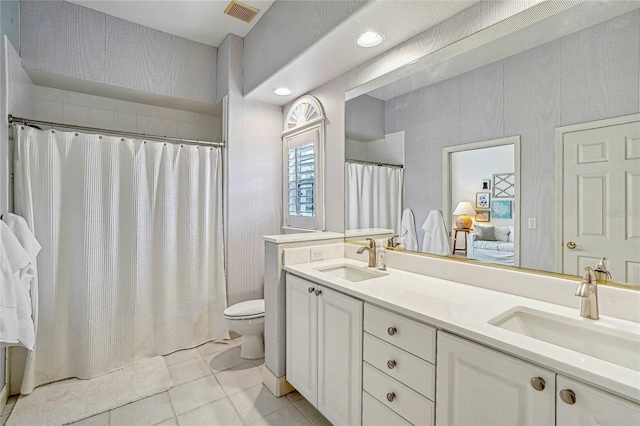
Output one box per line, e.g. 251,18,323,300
436,331,555,425
363,304,437,425
556,375,640,425
285,274,363,425
437,331,640,426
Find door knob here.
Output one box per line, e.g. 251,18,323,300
559,389,576,405
530,377,545,391
315,289,322,296
387,360,396,369
387,327,397,336
386,392,396,402
308,287,314,293
567,242,576,249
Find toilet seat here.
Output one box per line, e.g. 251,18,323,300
224,299,265,320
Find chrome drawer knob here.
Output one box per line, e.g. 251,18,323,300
386,392,396,402
530,377,545,391
315,289,322,296
387,327,397,336
308,287,314,293
560,389,576,405
387,360,396,369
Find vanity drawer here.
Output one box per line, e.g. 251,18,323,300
363,391,412,426
363,362,434,426
363,333,435,399
364,304,436,362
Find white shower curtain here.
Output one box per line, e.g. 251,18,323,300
345,162,403,236
12,125,228,394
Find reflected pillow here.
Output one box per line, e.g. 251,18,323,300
494,226,510,242
475,225,496,241
508,225,515,242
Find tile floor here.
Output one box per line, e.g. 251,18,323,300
0,337,331,426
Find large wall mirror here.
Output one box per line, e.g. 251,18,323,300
344,2,640,287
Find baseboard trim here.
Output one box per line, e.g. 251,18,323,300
0,383,8,415
261,365,294,397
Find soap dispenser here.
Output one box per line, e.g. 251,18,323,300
377,247,386,271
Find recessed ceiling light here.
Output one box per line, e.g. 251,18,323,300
273,87,293,96
355,31,383,48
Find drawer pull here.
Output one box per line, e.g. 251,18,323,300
387,327,397,336
530,377,545,391
386,392,396,402
315,289,322,296
559,389,576,405
308,287,314,293
387,360,396,369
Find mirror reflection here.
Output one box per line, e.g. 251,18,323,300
345,7,640,286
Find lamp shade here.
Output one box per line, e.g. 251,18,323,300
453,201,475,216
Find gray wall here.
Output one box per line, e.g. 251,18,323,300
0,0,22,394
243,0,366,95
384,10,640,272
20,1,216,104
218,34,283,306
345,95,384,141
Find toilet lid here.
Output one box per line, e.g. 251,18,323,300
224,299,265,318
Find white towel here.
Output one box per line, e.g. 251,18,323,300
3,213,41,260
401,208,419,251
421,210,451,256
0,216,39,350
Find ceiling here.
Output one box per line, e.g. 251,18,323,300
244,0,480,105
69,0,275,47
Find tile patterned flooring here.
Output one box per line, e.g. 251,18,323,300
1,337,331,426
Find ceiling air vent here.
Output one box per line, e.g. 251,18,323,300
224,0,260,23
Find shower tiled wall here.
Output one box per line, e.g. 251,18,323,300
33,87,223,142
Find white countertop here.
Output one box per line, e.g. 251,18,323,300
263,231,344,244
284,257,640,403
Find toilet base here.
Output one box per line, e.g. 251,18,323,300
240,333,264,359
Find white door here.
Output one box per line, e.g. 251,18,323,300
317,285,363,426
557,375,640,425
286,275,318,405
563,120,640,284
436,332,555,426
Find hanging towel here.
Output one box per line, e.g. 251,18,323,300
401,208,419,251
421,210,451,256
0,219,37,350
3,213,41,260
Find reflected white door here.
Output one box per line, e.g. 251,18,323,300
563,120,640,285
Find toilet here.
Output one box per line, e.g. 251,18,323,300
223,299,265,359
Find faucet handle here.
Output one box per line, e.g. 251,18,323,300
387,235,400,248
594,257,612,281
366,238,377,248
582,266,597,284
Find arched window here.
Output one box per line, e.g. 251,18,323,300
282,96,326,230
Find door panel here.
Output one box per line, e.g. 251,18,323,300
285,275,318,405
436,331,554,426
563,120,640,285
317,285,363,426
557,375,640,425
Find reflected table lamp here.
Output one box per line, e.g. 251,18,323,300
453,201,475,230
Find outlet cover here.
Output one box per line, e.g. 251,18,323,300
528,218,536,229
311,248,324,261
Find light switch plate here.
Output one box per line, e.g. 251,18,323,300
528,218,536,229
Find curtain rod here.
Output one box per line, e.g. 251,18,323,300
346,159,404,169
8,114,225,148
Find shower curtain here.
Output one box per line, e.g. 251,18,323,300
345,162,403,236
12,125,228,394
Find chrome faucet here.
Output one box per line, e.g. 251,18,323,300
575,266,599,320
594,257,612,283
356,238,377,267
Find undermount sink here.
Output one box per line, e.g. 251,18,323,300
490,307,640,371
316,264,387,282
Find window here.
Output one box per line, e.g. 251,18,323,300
283,96,326,230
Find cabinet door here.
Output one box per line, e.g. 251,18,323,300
557,375,640,425
286,275,318,405
436,331,555,426
317,285,363,426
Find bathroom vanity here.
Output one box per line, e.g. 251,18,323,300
283,246,640,426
